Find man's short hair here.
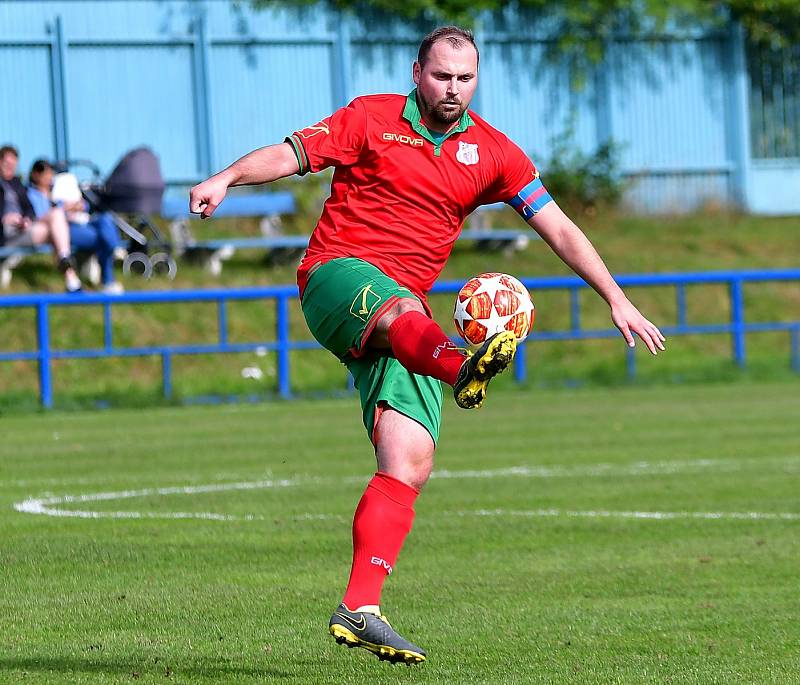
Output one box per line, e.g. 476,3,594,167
0,144,19,159
30,159,52,176
417,26,479,67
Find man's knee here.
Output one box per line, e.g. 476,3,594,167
369,297,426,349
374,408,435,491
382,452,433,492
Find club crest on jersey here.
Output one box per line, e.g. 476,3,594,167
456,141,479,165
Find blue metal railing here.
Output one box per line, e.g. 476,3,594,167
1,269,798,408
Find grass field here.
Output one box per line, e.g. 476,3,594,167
2,381,799,684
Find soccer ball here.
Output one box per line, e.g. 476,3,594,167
453,272,535,346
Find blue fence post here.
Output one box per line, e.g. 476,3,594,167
514,341,527,383
332,12,352,109
50,15,69,161
36,302,53,409
276,294,291,398
727,22,752,211
162,352,173,399
676,284,687,328
730,279,746,367
191,10,214,175
217,299,228,345
569,288,581,332
791,327,799,373
103,302,113,349
626,345,637,380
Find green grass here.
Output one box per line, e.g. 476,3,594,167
1,381,799,683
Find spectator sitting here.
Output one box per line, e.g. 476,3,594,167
28,159,123,295
0,144,82,292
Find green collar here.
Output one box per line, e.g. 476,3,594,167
402,89,474,149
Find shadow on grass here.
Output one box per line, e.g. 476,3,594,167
0,655,295,680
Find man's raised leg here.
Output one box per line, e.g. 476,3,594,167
371,298,517,409
329,407,431,664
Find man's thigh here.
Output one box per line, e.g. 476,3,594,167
300,257,442,445
301,257,418,359
348,353,443,447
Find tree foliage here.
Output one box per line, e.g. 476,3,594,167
253,0,800,49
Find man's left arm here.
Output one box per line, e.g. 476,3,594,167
528,201,666,355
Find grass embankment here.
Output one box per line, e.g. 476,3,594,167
0,209,798,410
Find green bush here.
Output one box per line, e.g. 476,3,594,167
541,131,625,214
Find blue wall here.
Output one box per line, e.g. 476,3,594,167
1,1,797,214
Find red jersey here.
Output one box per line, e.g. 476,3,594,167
287,91,547,302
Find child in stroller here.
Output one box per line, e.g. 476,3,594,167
77,147,171,271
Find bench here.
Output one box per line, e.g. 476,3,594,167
162,192,299,275
1,195,533,287
1,193,300,285
0,244,51,289
0,243,111,289
464,202,534,253
164,196,533,274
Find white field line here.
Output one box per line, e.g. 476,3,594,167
447,509,800,522
0,472,280,488
11,456,800,523
3,455,795,488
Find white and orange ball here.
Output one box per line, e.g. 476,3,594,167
453,272,535,346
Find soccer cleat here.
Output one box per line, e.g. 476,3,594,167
453,330,517,409
329,603,426,665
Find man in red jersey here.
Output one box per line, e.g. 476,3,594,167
190,26,665,664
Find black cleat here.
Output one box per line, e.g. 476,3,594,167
329,603,426,665
453,330,517,409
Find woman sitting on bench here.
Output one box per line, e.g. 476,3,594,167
27,159,123,295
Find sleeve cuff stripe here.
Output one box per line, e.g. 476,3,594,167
286,135,309,174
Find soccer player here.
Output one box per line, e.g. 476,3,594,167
190,26,665,665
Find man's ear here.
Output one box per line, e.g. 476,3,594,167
412,61,421,86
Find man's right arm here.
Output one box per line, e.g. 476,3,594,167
189,142,299,218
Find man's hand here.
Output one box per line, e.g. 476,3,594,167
189,171,233,219
2,212,25,228
188,144,299,217
611,298,666,355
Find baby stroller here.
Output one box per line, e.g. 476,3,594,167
58,147,176,277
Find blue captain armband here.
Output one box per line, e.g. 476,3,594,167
507,177,553,219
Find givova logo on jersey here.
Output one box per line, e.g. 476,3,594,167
382,132,424,147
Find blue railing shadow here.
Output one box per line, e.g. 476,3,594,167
0,269,798,408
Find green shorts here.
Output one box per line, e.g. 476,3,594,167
300,257,443,445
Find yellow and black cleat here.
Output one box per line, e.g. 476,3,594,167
329,603,426,665
453,330,517,409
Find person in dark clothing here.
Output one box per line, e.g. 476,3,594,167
0,144,81,292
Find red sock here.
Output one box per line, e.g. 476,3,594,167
387,311,465,386
341,472,419,610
